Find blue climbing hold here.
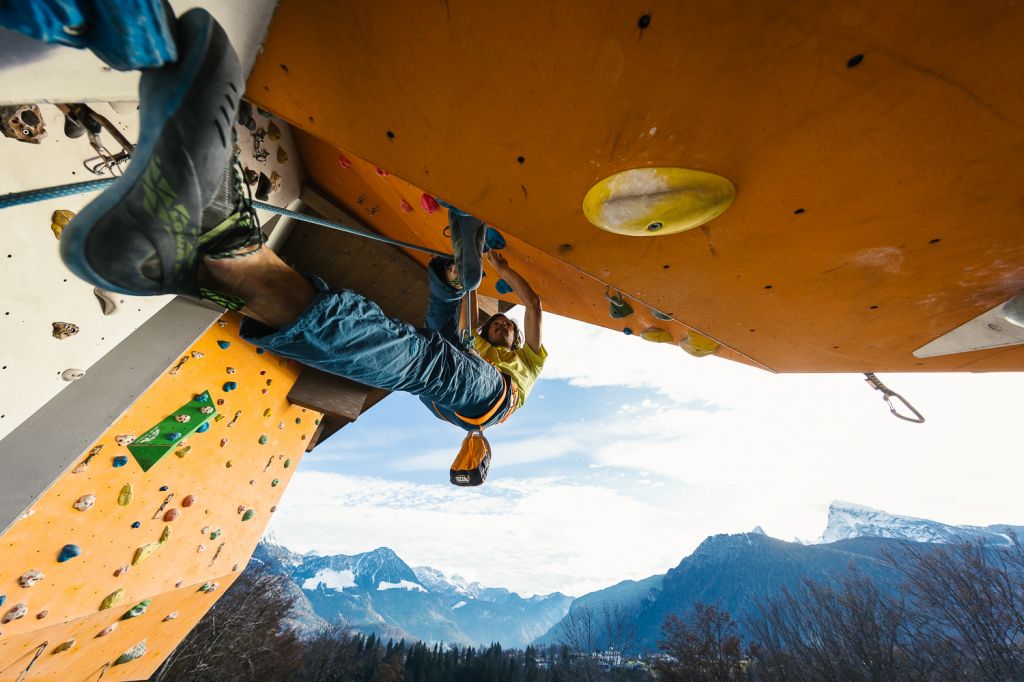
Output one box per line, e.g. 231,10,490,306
435,197,470,216
195,393,209,403
223,382,237,392
484,227,506,251
217,340,231,349
495,278,513,294
159,486,168,492
131,521,141,529
197,422,210,433
256,347,264,354
0,595,6,608
165,432,181,441
623,327,634,335
112,456,128,468
57,544,81,562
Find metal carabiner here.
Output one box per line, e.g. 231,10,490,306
60,103,135,176
863,373,925,423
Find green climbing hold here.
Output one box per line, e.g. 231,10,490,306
283,458,291,469
210,529,221,540
271,479,280,487
259,434,269,445
100,588,125,611
132,542,159,565
121,599,152,620
114,640,147,665
315,418,321,425
606,288,634,319
52,639,76,654
295,417,302,424
158,526,172,544
117,483,133,506
242,509,256,521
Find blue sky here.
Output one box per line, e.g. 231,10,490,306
269,311,1024,597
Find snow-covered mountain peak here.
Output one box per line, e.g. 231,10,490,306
820,500,1020,546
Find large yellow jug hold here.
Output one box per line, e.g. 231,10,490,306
679,331,720,357
582,167,735,237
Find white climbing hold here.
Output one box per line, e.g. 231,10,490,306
93,288,119,315
115,434,136,447
61,368,86,382
73,494,96,511
2,603,27,624
18,570,44,588
175,414,191,423
163,611,179,622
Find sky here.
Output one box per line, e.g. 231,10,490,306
268,310,1024,598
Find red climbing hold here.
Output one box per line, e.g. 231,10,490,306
337,153,352,169
421,193,440,214
400,199,413,213
375,167,390,177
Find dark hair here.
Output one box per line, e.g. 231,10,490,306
478,313,523,350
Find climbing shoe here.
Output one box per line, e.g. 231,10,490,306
447,209,486,292
60,8,261,301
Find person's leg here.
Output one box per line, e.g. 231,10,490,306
424,257,466,347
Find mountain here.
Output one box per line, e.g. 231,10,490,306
250,539,572,648
820,500,1024,546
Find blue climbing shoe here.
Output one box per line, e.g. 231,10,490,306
448,209,486,291
60,8,262,302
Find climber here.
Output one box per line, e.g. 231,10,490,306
55,8,548,436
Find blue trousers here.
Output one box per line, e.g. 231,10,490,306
240,258,510,430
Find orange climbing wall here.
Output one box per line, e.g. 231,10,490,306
0,314,320,681
246,0,1024,372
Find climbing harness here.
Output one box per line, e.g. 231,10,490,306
0,179,451,259
863,372,925,423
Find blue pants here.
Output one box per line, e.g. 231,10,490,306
240,258,510,430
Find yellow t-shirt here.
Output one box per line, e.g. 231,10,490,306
473,336,547,409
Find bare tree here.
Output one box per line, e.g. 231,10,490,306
601,603,638,655
654,602,745,682
302,619,363,682
558,605,599,653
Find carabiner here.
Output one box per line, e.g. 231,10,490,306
863,373,925,423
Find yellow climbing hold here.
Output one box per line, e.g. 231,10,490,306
263,408,272,417
52,639,76,654
640,328,674,344
277,147,288,163
679,331,721,357
175,446,191,458
117,483,133,506
100,588,125,611
268,120,281,141
51,209,75,239
132,542,159,565
582,167,735,237
158,526,172,544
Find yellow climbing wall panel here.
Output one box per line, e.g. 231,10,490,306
0,313,321,681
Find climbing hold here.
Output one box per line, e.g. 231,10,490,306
112,455,128,468
51,209,75,239
196,423,210,433
267,120,281,141
94,287,119,315
263,408,272,417
495,279,513,294
278,421,285,429
270,170,283,193
400,198,413,213
159,526,172,544
217,320,228,327
182,495,196,507
131,521,141,529
225,458,232,466
61,368,86,382
640,328,674,344
118,484,133,506
420,193,440,214
73,494,96,511
277,147,288,163
259,434,269,445
197,544,206,553
232,563,240,571
51,321,79,339
115,434,135,447
262,388,269,394
237,505,247,514
606,288,634,318
100,588,125,610
214,413,226,421
210,528,221,540
163,611,179,622
315,418,321,425
338,153,352,168
36,609,48,620
375,166,390,177
96,622,118,637
57,544,82,562
283,458,291,469
223,382,237,392
114,640,147,665
582,167,736,237
52,639,76,654
198,582,220,593
18,570,44,588
113,566,128,577
484,227,506,251
242,508,256,521
132,543,158,565
121,599,151,620
191,350,205,359
679,331,720,357
201,525,211,535
217,340,231,349
2,603,27,623
175,579,184,588
165,431,181,441
295,418,302,424
0,595,5,608
271,479,280,487
175,446,192,458
216,399,225,405
226,367,236,375
623,327,633,335
270,505,277,512
256,347,265,354
199,406,214,415
174,414,191,424
266,378,273,386
651,308,673,321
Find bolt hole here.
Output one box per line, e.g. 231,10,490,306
663,264,670,269
870,305,879,309
638,14,651,29
647,221,663,232
794,208,805,215
517,156,525,164
847,54,864,68
764,285,773,289
279,63,289,73
929,238,941,244
749,329,756,333
386,130,395,139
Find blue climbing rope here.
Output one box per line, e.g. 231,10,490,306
1,179,450,259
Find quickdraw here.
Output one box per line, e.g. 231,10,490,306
863,372,925,423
